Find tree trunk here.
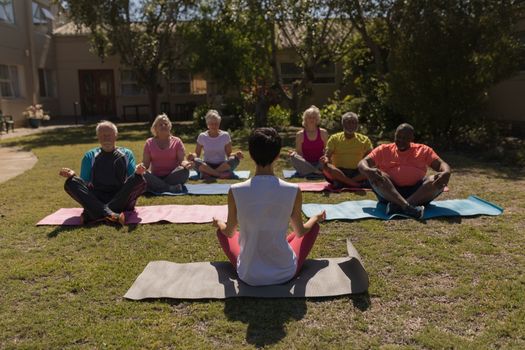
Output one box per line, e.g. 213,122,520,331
147,89,158,124
254,91,269,127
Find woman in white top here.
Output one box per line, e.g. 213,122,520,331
187,109,243,179
213,128,325,286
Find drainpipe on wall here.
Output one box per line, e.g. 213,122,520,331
25,0,39,105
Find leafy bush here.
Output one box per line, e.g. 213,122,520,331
220,97,245,130
192,104,212,129
192,98,246,131
320,93,366,132
267,105,291,130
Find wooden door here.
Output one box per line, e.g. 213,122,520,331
78,70,116,117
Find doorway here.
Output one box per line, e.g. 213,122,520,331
78,70,116,117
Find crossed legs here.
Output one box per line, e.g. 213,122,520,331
64,174,146,223
371,172,444,207
194,156,240,178
216,223,320,277
322,163,368,188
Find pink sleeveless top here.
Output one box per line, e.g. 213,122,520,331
302,128,324,163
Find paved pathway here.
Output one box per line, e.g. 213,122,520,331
0,125,77,184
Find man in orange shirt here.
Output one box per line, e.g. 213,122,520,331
358,123,451,219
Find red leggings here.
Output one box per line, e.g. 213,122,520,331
216,223,320,276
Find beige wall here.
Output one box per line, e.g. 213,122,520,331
0,0,58,126
54,35,119,117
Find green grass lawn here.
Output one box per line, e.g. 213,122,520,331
1,123,524,349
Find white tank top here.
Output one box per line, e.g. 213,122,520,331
231,175,299,286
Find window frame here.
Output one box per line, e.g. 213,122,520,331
120,69,145,96
0,0,15,25
168,69,191,95
516,31,525,73
312,61,336,84
38,68,56,98
279,61,337,85
280,62,303,85
0,64,21,98
32,1,53,25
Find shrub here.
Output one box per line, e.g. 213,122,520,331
192,104,212,129
320,93,365,132
267,105,291,130
220,97,245,130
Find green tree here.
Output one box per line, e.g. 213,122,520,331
190,0,356,126
58,0,195,122
187,0,274,127
339,0,523,142
267,0,356,125
387,0,522,142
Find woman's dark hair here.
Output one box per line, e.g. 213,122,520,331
248,127,281,167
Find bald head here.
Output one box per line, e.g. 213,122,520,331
394,123,414,151
396,123,414,134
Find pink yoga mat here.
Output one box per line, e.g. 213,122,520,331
36,205,228,226
297,182,371,192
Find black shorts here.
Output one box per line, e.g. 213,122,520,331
373,180,424,204
373,177,443,205
325,167,369,188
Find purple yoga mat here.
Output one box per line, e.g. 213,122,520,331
36,204,228,226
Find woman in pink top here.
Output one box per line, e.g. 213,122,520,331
142,114,192,193
289,106,328,177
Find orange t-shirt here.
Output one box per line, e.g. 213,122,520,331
368,143,439,187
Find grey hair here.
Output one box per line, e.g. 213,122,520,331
96,120,118,135
150,113,172,137
341,112,359,124
302,105,321,127
205,109,221,123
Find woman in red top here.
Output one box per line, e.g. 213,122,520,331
289,105,329,177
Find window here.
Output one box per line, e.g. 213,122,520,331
280,61,336,85
517,31,525,72
0,0,14,24
0,64,20,98
280,62,302,85
32,2,54,24
38,69,56,98
120,70,145,96
169,69,191,94
192,75,207,95
313,61,336,84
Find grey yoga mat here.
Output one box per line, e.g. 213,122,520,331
124,239,368,300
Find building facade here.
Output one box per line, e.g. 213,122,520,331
0,0,59,126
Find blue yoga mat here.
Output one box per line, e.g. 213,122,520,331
189,170,251,180
150,183,232,196
302,196,503,221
